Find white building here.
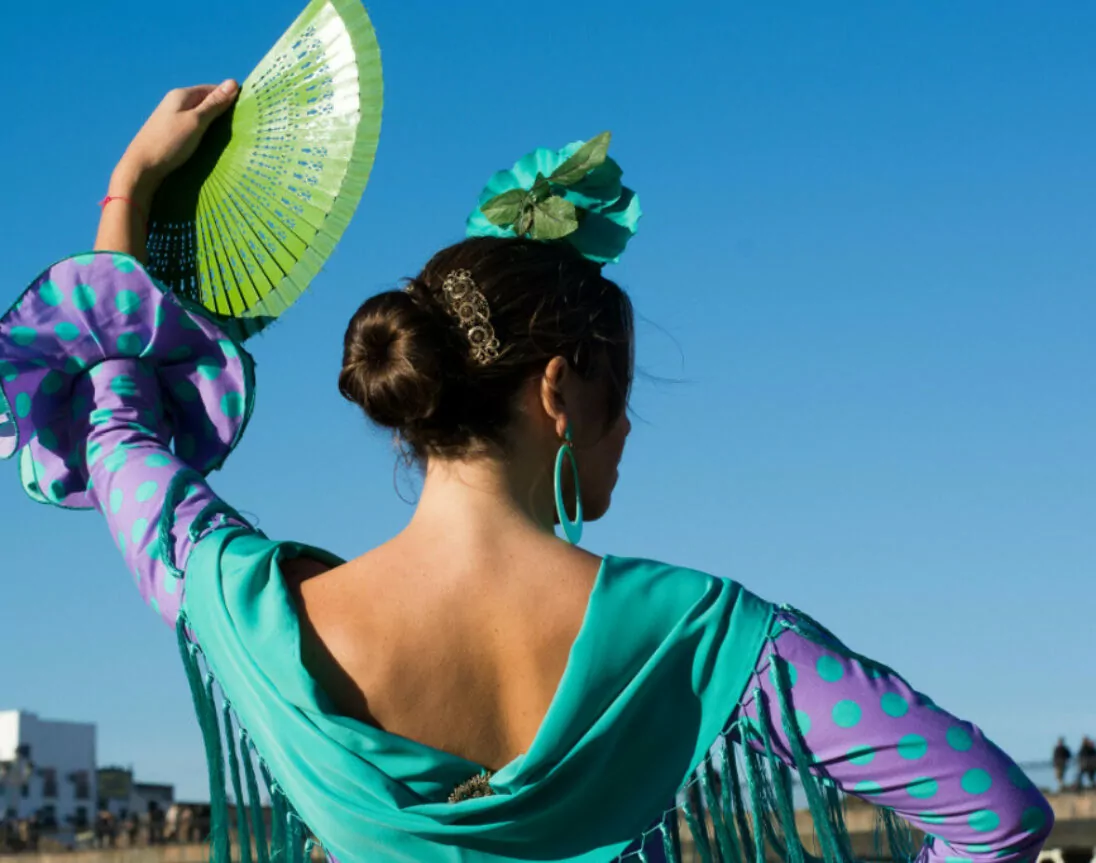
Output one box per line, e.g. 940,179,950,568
0,710,97,831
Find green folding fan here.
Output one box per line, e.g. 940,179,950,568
146,0,382,341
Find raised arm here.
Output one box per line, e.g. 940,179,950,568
0,84,256,627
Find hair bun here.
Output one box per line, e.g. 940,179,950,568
338,291,448,429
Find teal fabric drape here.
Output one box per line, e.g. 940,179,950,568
181,527,774,862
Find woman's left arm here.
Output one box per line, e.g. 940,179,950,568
735,612,1054,863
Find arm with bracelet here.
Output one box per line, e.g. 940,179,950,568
0,82,253,626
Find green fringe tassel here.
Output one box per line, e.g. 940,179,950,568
177,616,327,863
222,704,253,863
681,782,714,863
241,731,271,863
287,810,303,863
614,647,921,862
176,618,230,863
266,764,287,863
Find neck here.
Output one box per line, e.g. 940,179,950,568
405,452,557,550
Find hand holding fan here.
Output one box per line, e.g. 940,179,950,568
146,0,382,341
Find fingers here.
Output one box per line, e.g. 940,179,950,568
162,85,215,111
193,80,240,125
162,82,239,115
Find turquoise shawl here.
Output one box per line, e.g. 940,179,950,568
179,527,775,862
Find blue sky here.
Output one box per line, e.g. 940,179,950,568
1,1,1092,799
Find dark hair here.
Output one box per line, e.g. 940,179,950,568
338,236,634,457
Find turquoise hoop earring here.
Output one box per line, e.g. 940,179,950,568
553,423,584,545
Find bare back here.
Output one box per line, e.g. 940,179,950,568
286,535,602,771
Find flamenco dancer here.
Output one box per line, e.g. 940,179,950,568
0,83,1052,862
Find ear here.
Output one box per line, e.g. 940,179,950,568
539,356,570,439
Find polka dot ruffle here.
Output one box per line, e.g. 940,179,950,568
0,252,253,508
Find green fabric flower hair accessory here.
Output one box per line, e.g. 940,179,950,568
465,132,642,265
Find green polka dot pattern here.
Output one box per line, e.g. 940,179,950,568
816,655,844,682
116,333,143,355
136,481,159,503
897,734,928,760
55,322,80,341
832,700,862,728
10,327,36,346
196,358,222,381
948,727,974,752
115,290,141,315
907,778,938,799
221,392,245,418
72,284,97,311
131,518,149,544
962,769,993,795
848,746,875,766
41,372,64,394
968,810,1000,833
39,281,63,306
881,693,909,717
1007,766,1031,789
103,449,128,472
1019,806,1045,834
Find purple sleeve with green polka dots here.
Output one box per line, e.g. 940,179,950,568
76,359,252,623
733,611,1053,863
0,252,257,627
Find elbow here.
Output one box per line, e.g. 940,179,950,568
1011,792,1054,859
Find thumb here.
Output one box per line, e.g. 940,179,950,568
194,79,239,124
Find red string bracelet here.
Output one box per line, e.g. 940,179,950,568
98,194,148,227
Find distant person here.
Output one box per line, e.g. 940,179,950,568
163,804,177,844
1078,737,1096,789
1053,737,1073,789
94,811,108,848
26,814,38,853
178,806,194,844
15,818,30,852
124,814,139,847
148,802,165,845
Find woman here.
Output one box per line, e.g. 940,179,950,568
0,85,1054,863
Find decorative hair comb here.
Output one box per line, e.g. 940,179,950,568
440,269,500,365
465,132,642,265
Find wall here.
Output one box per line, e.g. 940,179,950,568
0,713,20,761
0,711,96,830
